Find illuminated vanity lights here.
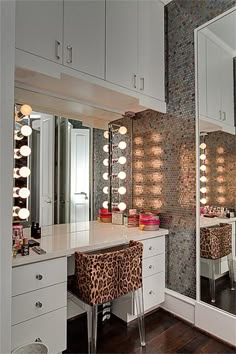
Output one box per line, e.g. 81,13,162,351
200,143,206,150
103,158,109,167
118,202,126,211
200,154,206,161
200,176,207,183
13,206,30,220
103,172,109,180
14,145,31,158
118,171,126,180
200,198,207,205
103,186,109,194
13,187,30,199
103,201,108,209
119,126,127,135
103,144,109,153
118,186,126,195
200,165,206,171
14,125,32,140
200,187,207,194
104,130,109,139
118,156,126,165
14,167,31,178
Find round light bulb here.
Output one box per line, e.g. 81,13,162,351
103,201,108,209
18,208,30,219
200,154,206,161
103,144,109,153
118,171,126,180
20,104,32,116
118,141,127,150
118,186,126,195
119,126,127,135
103,158,109,167
200,198,207,205
21,125,32,137
200,187,207,194
103,186,108,194
200,143,206,150
104,131,109,139
200,165,206,171
118,156,126,165
19,145,31,157
18,187,30,199
103,172,109,180
118,202,126,211
19,166,31,178
200,176,207,183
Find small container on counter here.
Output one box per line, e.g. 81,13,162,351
139,212,160,231
124,211,139,227
31,222,41,239
112,211,123,225
21,237,30,256
230,209,235,218
99,208,112,223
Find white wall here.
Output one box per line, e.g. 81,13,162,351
0,1,15,353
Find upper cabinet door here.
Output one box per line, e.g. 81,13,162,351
15,0,63,63
106,0,138,90
63,0,105,79
220,50,234,127
138,0,165,101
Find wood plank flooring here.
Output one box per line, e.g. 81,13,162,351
64,308,235,353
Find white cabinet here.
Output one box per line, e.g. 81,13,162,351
198,32,235,130
15,0,63,64
63,0,105,79
106,0,165,101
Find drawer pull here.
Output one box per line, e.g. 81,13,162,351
36,274,43,280
149,265,153,269
35,338,42,342
35,301,43,308
149,246,152,251
149,290,153,295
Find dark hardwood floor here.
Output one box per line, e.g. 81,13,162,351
63,308,235,354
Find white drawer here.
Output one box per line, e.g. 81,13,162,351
11,307,67,354
12,257,67,296
143,272,165,311
12,282,67,325
143,254,165,278
142,236,165,259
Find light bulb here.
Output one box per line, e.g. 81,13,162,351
200,143,206,150
103,186,108,194
119,126,127,135
103,144,109,153
118,202,126,211
103,201,108,209
200,187,207,194
18,208,30,219
200,198,207,205
200,176,207,183
20,104,32,116
118,186,126,195
118,156,126,165
20,145,31,157
103,158,109,167
103,172,109,180
118,141,127,150
21,125,32,137
200,154,206,161
14,167,31,178
19,187,30,199
118,171,126,180
104,131,109,139
200,165,206,171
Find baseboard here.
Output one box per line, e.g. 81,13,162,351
161,288,196,324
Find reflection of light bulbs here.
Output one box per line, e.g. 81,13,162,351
103,201,108,209
14,146,31,158
104,131,109,139
200,198,207,205
103,159,109,167
18,208,30,219
200,143,206,149
118,171,126,180
118,141,127,150
14,167,31,178
200,176,207,183
200,187,207,194
200,165,206,171
118,156,126,165
118,202,126,211
119,126,127,135
118,186,126,195
103,172,109,180
21,125,32,137
13,206,20,217
103,186,108,194
20,104,32,116
103,144,109,153
13,187,30,199
200,154,206,161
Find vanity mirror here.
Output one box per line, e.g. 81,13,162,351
196,9,236,315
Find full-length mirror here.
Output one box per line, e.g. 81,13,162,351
197,9,236,315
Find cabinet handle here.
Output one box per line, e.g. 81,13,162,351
35,338,42,343
133,74,137,89
149,246,152,251
35,274,43,280
140,77,144,91
55,40,61,60
223,112,226,121
149,265,153,269
219,110,222,120
35,301,43,308
67,46,73,64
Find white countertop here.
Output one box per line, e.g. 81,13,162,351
12,221,169,267
200,216,236,228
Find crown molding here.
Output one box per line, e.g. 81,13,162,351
160,0,173,5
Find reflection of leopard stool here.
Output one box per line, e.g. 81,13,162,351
73,241,145,353
200,223,235,302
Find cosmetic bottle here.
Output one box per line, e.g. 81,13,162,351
31,222,37,238
34,223,41,239
21,237,29,256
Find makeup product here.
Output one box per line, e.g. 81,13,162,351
21,237,29,256
28,239,40,247
32,246,46,255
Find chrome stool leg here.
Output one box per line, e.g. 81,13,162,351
209,259,216,303
227,253,235,291
87,305,98,354
134,287,146,347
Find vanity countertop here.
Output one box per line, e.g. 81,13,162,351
200,216,236,228
12,221,169,267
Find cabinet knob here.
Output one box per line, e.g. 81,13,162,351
149,265,153,269
149,290,153,295
149,246,152,251
35,301,43,308
35,338,42,343
36,274,43,280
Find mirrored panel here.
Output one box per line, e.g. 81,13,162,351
197,9,236,315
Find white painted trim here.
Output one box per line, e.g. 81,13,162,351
195,302,236,346
201,27,236,56
0,1,15,353
159,0,173,5
195,6,236,33
161,289,195,324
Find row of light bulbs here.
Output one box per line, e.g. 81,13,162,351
102,201,127,211
199,141,207,205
